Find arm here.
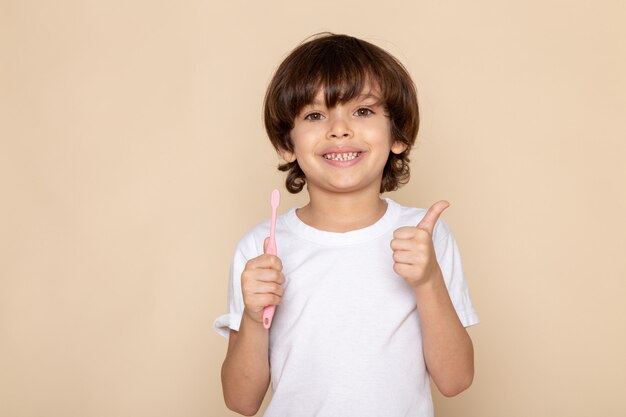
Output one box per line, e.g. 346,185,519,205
221,319,270,415
221,248,285,415
412,269,474,397
391,201,474,397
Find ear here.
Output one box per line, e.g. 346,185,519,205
278,148,296,163
390,140,408,155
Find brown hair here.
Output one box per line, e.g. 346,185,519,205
263,33,419,194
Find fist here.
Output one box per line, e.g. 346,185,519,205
241,237,285,324
390,201,449,288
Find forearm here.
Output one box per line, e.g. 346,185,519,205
414,270,474,397
221,312,271,415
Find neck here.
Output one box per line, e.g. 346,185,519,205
296,187,388,232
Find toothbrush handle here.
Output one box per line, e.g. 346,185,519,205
262,305,276,329
265,239,277,257
262,236,277,329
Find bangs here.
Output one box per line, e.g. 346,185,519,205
289,40,388,115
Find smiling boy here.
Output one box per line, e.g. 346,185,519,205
215,33,479,417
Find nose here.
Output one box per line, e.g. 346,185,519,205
327,115,353,140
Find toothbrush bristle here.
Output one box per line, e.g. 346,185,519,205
271,189,280,208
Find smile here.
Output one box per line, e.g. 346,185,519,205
322,152,362,161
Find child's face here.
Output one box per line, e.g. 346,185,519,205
281,85,407,196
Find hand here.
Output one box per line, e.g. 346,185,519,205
391,201,450,288
241,238,285,324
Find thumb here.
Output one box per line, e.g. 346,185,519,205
263,237,269,254
417,200,450,235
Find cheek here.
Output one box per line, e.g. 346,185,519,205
363,126,393,150
290,128,319,152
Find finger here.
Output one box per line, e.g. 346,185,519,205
253,282,284,297
390,237,417,251
244,293,282,311
256,269,285,284
255,294,282,307
393,226,418,240
392,250,412,265
245,254,283,272
393,250,426,265
245,268,284,283
393,262,413,278
416,200,450,235
263,237,269,253
243,276,284,295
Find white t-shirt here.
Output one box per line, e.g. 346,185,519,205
214,198,479,417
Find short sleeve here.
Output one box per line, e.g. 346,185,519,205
213,234,259,338
433,219,479,328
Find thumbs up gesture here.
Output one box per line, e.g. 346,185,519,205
391,201,450,288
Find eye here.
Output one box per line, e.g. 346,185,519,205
355,107,374,117
304,112,324,121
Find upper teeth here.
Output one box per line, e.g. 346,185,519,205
324,152,360,161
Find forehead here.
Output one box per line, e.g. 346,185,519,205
309,88,381,103
305,79,384,107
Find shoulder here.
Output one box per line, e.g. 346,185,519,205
232,219,269,260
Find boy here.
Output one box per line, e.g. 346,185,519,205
215,33,479,416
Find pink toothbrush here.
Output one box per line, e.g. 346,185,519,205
263,189,280,329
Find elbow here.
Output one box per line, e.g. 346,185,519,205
222,374,264,416
226,403,258,416
223,392,262,416
221,361,266,416
437,370,474,398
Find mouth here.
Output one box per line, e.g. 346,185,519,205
322,151,363,161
